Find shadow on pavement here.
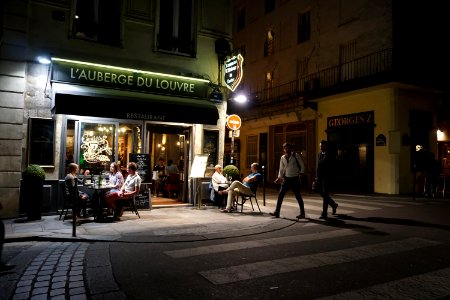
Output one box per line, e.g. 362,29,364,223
336,215,450,231
305,215,389,236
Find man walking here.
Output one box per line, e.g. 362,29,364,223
270,143,306,219
316,140,338,219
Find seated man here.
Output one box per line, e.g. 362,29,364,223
221,162,262,213
65,163,90,217
105,162,141,219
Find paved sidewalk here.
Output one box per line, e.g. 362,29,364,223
3,189,425,243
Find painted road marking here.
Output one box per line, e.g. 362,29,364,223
165,229,358,258
316,267,450,300
199,238,441,285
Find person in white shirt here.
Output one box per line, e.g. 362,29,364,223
108,162,124,192
105,162,141,219
211,165,229,208
270,143,306,219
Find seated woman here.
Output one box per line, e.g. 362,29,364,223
65,163,90,217
105,162,141,219
106,162,124,193
212,164,229,208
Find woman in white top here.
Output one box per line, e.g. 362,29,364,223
212,165,229,192
108,162,124,192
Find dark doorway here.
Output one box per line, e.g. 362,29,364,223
327,112,375,193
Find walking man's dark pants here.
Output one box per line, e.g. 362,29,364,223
275,176,305,216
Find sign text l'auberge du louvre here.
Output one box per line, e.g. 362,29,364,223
51,58,209,99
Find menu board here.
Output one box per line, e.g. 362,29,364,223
134,183,150,209
189,155,208,178
129,153,151,183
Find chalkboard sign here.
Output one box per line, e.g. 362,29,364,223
28,118,55,167
134,183,150,209
129,153,150,183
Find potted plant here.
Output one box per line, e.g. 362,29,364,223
222,165,240,181
21,164,46,221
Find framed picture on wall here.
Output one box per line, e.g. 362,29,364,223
28,118,55,167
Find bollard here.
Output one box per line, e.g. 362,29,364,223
72,197,77,237
262,165,266,206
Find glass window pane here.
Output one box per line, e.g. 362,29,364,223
79,122,115,174
118,124,142,171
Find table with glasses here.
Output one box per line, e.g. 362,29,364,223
87,183,115,220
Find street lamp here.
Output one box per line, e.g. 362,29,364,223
234,93,247,103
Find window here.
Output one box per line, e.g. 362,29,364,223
247,135,258,167
339,0,363,25
78,122,116,174
297,11,311,44
237,8,246,31
265,0,275,14
158,0,194,56
264,30,275,57
72,0,121,46
265,71,273,89
339,40,357,81
296,58,308,78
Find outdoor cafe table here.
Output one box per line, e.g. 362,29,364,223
87,183,114,220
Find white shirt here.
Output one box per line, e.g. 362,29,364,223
123,173,141,193
278,152,305,178
212,171,228,191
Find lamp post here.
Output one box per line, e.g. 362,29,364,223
226,114,242,165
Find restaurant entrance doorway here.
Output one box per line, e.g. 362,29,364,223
147,124,191,204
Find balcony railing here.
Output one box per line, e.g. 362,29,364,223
250,48,393,107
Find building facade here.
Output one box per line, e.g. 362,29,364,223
0,0,232,218
229,0,449,195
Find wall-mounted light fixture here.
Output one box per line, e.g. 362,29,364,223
37,56,51,65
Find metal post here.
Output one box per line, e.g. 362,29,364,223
230,130,234,164
197,178,202,209
262,165,266,206
413,164,417,201
72,197,77,237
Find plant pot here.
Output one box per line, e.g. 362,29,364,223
21,178,44,221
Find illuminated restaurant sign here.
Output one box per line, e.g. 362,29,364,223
224,54,244,91
51,58,209,99
327,111,374,129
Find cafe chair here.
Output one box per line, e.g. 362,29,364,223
117,186,141,218
59,184,90,221
59,191,74,221
209,181,226,208
234,183,262,213
165,174,181,198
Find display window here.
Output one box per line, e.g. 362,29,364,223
63,118,143,177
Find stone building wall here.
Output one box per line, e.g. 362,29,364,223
0,0,28,218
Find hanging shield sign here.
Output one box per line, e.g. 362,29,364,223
224,54,244,92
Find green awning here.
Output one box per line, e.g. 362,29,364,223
51,83,219,125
